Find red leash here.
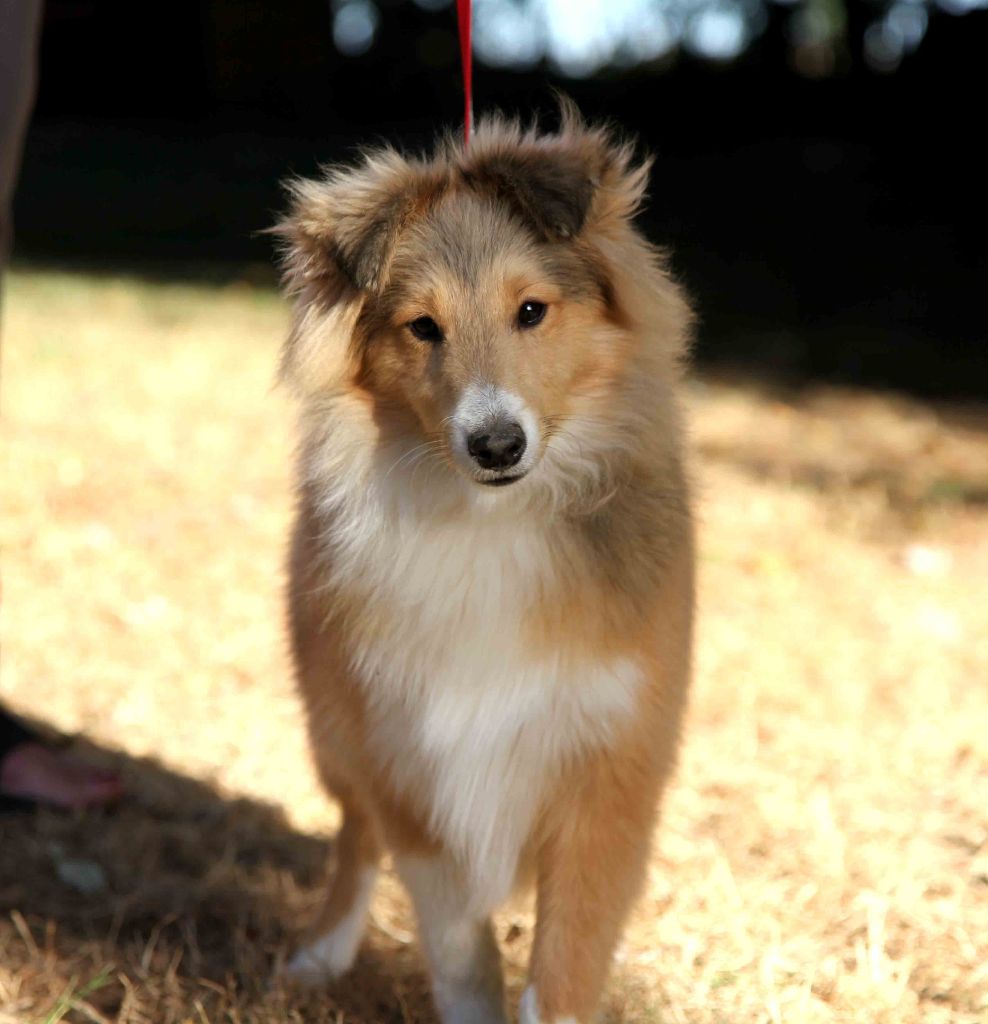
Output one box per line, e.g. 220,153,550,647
456,0,473,145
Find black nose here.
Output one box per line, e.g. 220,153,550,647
467,423,527,470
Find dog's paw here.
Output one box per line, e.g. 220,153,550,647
436,988,510,1024
278,936,356,989
518,987,577,1024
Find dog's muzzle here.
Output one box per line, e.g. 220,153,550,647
452,385,538,486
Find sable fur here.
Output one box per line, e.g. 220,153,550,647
272,104,695,1024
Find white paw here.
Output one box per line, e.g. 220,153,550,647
518,987,542,1024
435,989,508,1024
280,866,378,988
280,934,356,989
518,986,577,1024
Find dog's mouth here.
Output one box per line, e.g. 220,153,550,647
479,473,525,487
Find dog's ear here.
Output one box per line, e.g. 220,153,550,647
271,152,447,392
273,150,446,295
460,146,595,241
461,103,651,242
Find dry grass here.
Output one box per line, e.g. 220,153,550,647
2,267,986,1024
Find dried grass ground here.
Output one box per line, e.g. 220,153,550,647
1,267,986,1024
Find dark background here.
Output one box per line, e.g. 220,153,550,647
12,0,988,395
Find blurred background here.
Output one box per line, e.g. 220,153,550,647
14,0,987,395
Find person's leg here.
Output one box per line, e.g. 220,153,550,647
0,2,122,812
0,0,44,266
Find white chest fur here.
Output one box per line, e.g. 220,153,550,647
321,480,643,911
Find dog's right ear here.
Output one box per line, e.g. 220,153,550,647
273,150,446,294
271,151,446,391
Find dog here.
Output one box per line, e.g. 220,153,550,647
272,104,695,1024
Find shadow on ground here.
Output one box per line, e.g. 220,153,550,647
0,728,437,1023
689,372,988,533
0,730,668,1022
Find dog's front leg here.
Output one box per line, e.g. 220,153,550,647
522,756,662,1024
283,805,381,986
395,853,508,1024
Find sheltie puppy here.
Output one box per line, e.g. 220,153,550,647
272,104,695,1024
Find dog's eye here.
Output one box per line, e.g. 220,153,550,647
408,316,444,344
517,301,547,329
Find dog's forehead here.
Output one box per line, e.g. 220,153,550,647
403,190,540,287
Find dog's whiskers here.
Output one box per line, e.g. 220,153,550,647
384,439,444,480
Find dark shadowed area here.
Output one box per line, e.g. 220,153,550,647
12,0,987,396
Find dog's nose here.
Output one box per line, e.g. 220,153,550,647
467,423,527,470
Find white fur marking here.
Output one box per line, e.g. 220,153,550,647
518,986,577,1024
345,505,642,909
329,479,642,908
397,856,508,1024
283,866,377,985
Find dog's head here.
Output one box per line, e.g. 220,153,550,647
274,105,690,501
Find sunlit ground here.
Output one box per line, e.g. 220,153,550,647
2,267,986,1023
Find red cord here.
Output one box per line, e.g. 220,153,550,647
456,0,472,145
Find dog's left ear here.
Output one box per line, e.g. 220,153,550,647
461,108,651,241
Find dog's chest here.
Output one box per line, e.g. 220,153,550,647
333,507,642,908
